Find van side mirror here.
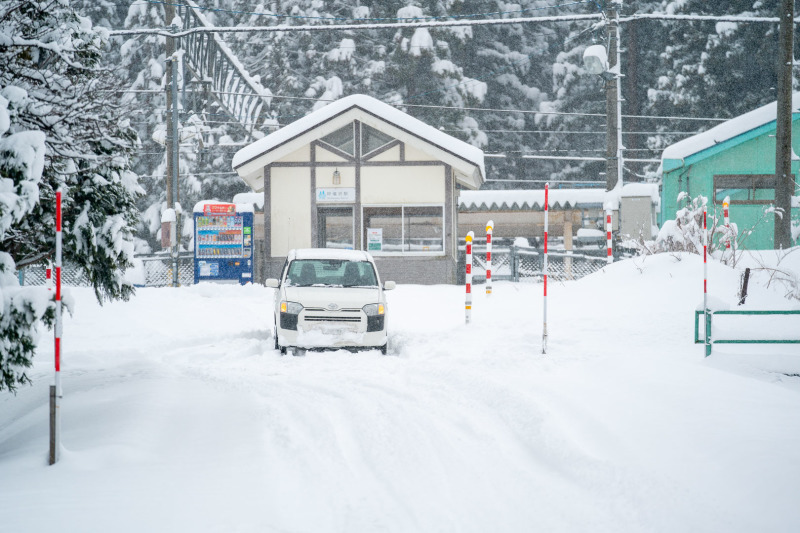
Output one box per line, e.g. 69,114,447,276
383,281,396,291
265,278,280,288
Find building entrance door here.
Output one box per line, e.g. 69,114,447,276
317,206,354,249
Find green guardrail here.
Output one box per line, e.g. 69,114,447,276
694,309,800,356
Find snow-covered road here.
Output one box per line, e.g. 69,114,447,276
2,253,799,532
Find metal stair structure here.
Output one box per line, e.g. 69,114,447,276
175,0,271,138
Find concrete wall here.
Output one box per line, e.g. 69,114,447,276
270,167,311,256
361,166,444,204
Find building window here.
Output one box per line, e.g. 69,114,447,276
714,174,777,204
361,123,395,155
320,123,355,156
363,205,444,255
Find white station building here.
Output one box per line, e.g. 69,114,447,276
232,94,485,284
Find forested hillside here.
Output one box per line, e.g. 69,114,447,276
78,0,798,251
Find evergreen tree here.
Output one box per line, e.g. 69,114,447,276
646,0,799,152
0,0,142,391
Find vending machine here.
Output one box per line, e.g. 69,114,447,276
193,202,254,284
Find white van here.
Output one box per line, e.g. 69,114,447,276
265,249,395,354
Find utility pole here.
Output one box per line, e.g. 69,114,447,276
165,3,176,209
605,0,623,193
774,0,794,249
165,4,181,286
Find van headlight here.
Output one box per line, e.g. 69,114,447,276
280,301,304,314
363,303,385,332
362,303,385,316
280,301,303,330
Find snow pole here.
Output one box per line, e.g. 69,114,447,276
606,209,613,264
465,231,474,324
703,205,711,357
542,184,549,354
45,260,53,291
485,220,493,296
723,196,731,250
50,189,63,465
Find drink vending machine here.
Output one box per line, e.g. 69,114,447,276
193,202,254,284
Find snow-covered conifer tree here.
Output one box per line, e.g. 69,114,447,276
0,0,142,391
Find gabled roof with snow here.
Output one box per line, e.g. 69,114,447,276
661,92,800,170
232,94,485,191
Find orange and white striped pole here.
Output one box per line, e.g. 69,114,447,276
605,209,613,264
485,220,493,296
465,231,474,324
542,184,549,354
723,196,731,250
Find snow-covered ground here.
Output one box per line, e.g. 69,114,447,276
2,252,800,533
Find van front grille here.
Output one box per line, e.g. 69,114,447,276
304,315,362,323
305,307,361,313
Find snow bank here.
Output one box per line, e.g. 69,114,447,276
1,254,799,532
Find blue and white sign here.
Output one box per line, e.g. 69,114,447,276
317,187,356,203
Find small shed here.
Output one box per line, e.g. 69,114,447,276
619,183,660,241
661,94,800,249
458,188,617,249
232,94,485,284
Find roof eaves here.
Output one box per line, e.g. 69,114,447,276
682,120,779,168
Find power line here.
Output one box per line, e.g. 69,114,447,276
109,13,604,38
441,128,697,135
622,13,782,24
135,0,598,24
109,9,795,39
137,102,727,123
484,153,661,162
137,171,239,178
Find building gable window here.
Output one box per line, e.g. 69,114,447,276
361,123,395,156
714,174,777,204
320,123,355,156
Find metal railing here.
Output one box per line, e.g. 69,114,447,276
18,253,195,288
178,0,271,137
694,309,800,356
137,253,195,287
458,243,610,284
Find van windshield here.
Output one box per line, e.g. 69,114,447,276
286,259,378,288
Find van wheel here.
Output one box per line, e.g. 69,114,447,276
380,343,388,355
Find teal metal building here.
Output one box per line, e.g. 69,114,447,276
661,94,800,249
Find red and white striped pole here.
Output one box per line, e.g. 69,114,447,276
50,189,63,465
45,260,53,291
723,196,731,250
605,209,613,264
465,231,474,324
485,220,493,296
542,184,549,354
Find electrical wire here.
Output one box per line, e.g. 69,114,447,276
135,0,599,24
